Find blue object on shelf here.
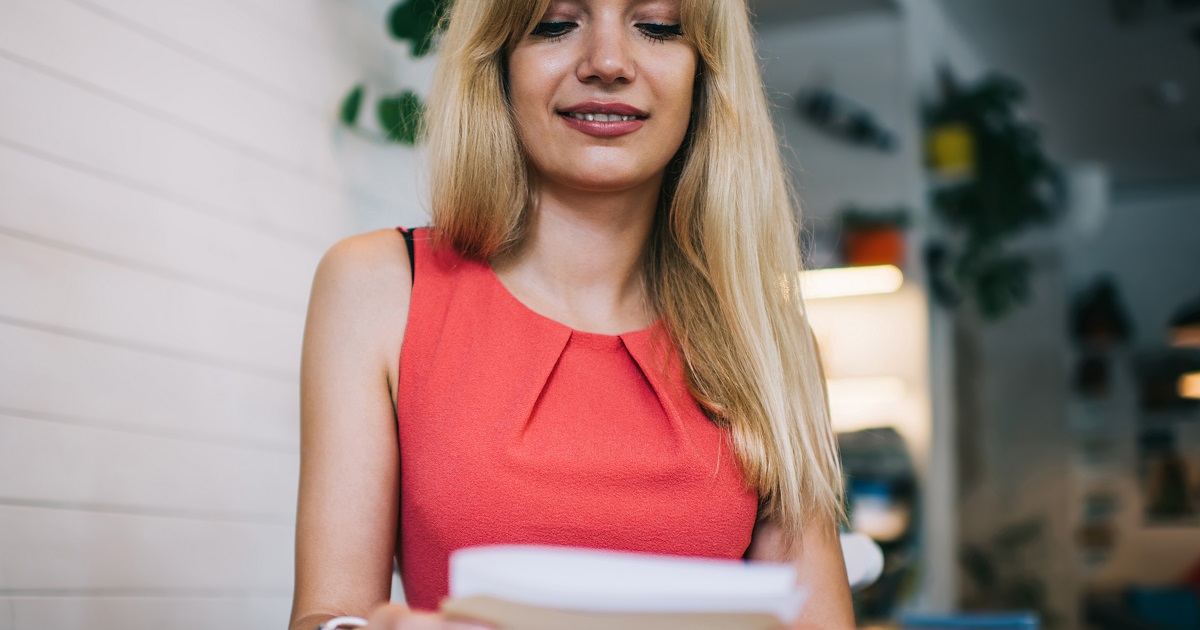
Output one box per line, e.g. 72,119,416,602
899,612,1039,629
1126,587,1200,630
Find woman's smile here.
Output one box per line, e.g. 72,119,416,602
557,100,649,137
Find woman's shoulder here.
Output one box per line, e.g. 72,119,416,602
313,228,412,305
308,228,413,391
316,227,411,275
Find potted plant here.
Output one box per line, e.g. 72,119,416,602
339,0,448,146
923,69,1063,320
839,206,910,268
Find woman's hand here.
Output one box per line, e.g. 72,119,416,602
363,604,491,630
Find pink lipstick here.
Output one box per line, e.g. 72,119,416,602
557,101,648,138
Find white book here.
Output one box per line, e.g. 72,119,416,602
441,545,807,630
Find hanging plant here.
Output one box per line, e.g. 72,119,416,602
923,68,1064,320
339,0,449,145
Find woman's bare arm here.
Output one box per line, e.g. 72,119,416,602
289,229,413,630
746,515,855,630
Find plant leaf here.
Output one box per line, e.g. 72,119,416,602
377,90,424,145
340,84,364,126
388,0,448,58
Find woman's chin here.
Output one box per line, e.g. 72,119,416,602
545,167,661,194
572,177,647,193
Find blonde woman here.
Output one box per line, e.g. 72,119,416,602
289,0,853,628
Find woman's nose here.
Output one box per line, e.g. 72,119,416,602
577,20,636,84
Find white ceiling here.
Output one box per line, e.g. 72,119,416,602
749,0,1200,189
933,0,1200,189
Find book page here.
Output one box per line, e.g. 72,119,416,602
443,596,789,630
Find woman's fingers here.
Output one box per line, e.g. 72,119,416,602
365,603,491,629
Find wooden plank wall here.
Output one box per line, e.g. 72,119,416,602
0,0,428,626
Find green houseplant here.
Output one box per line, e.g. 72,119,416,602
340,0,449,145
838,206,910,268
924,69,1063,320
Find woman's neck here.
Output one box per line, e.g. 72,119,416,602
492,178,661,335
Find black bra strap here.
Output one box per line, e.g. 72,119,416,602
400,227,416,284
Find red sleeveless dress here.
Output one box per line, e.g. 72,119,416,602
393,227,760,611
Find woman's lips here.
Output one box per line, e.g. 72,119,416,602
557,101,649,137
558,113,646,137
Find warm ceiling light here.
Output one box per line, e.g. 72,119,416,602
800,265,904,300
1180,372,1200,400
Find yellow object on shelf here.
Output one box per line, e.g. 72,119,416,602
927,122,975,179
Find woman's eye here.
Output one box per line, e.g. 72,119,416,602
531,21,577,41
636,23,683,42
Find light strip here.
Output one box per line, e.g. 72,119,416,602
800,265,904,300
1180,372,1200,400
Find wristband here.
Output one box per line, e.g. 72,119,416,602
317,616,368,630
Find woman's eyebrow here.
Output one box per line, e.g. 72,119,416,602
544,0,586,12
630,0,682,10
543,0,681,16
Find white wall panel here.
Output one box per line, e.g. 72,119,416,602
67,0,374,113
0,413,297,519
0,144,319,310
0,0,415,211
0,505,293,591
0,231,303,375
6,596,289,630
0,0,415,624
232,0,396,74
0,324,299,448
0,0,329,180
0,56,351,248
2,1,430,236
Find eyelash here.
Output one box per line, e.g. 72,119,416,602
530,21,684,44
639,23,684,42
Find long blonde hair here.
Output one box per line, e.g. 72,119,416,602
423,0,844,547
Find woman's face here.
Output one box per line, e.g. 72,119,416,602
507,0,697,194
